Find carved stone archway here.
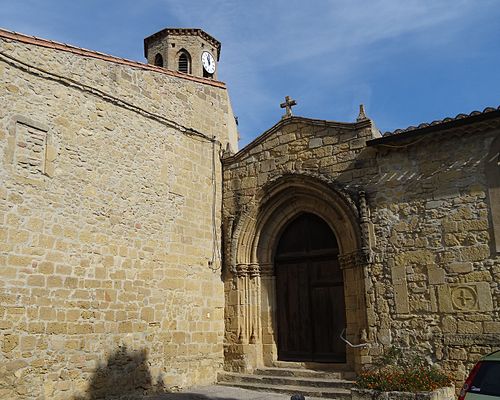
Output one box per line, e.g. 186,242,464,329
224,174,373,372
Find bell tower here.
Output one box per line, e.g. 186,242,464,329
144,28,221,80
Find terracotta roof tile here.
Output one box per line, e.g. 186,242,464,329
382,106,500,137
0,27,226,89
368,105,500,146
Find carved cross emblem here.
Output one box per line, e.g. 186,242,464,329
451,286,477,310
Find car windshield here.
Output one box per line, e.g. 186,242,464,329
469,361,500,397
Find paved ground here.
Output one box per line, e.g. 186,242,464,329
148,385,322,400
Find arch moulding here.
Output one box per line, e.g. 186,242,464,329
224,174,372,372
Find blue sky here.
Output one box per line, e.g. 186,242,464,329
1,1,500,147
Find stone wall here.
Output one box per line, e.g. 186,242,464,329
0,34,237,399
222,114,500,388
368,126,499,388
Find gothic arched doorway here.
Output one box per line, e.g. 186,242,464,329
275,212,346,362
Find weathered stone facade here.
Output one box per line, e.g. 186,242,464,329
222,108,500,389
1,25,499,400
0,30,237,399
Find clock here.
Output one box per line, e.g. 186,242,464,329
201,51,216,74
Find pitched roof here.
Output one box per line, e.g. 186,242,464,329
144,28,221,60
369,105,500,146
383,106,500,136
0,27,226,89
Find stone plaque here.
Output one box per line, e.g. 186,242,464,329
438,282,493,313
6,116,56,178
390,258,409,314
451,285,477,311
15,121,47,176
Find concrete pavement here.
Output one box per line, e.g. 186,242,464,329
148,385,325,400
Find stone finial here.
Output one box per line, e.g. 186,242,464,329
357,104,368,121
221,142,234,159
280,96,297,118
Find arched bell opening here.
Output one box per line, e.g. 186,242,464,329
154,53,164,67
177,49,191,74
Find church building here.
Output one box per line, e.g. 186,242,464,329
0,26,498,399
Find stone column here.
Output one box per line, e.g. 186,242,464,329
248,263,261,344
232,262,263,370
259,263,277,365
235,263,249,343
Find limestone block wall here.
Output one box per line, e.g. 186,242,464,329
222,115,499,388
0,35,237,399
366,129,499,388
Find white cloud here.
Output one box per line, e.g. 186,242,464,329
158,0,489,140
0,0,497,144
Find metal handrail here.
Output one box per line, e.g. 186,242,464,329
340,328,370,348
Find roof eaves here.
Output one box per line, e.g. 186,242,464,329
144,27,221,60
368,106,500,146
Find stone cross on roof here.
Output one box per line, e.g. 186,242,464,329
280,96,297,118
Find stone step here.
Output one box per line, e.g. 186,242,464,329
254,367,356,380
218,370,355,399
219,371,354,390
272,361,354,372
217,379,352,399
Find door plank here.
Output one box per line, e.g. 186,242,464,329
275,213,346,363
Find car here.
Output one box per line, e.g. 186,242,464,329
459,349,500,400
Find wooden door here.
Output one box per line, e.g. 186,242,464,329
275,213,346,362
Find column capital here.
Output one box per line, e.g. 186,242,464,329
235,263,249,277
249,263,260,278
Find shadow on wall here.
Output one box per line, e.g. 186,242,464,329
74,346,233,400
74,345,160,400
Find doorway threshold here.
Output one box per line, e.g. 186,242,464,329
272,360,354,374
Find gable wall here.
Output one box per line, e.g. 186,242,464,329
223,119,377,210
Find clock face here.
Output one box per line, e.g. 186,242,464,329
201,51,216,74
